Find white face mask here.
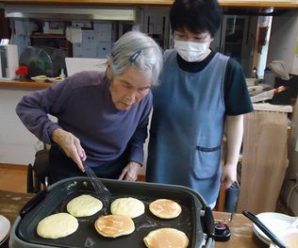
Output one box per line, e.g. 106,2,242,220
174,40,211,62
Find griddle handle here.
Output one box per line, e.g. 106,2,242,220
202,206,215,238
20,189,47,218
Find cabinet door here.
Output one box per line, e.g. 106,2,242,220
221,15,249,64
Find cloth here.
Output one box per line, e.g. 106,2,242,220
16,71,152,171
176,51,253,115
146,50,253,205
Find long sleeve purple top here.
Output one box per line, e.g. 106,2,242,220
16,71,152,167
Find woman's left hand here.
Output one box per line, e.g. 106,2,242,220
118,161,141,181
221,163,237,189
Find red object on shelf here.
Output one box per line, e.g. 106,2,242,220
16,66,28,76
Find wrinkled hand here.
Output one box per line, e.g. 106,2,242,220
118,161,141,181
52,128,86,172
221,164,237,190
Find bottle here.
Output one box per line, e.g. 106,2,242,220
252,67,258,79
264,67,275,87
60,68,66,80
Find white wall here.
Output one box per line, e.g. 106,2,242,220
0,88,41,165
268,9,298,75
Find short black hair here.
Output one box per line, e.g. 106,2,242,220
170,0,222,37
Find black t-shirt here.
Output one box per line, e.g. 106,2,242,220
177,52,253,116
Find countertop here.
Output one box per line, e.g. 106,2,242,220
0,0,297,8
0,190,265,248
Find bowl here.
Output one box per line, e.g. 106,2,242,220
47,76,63,82
31,75,48,82
269,229,298,248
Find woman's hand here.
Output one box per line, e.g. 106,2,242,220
118,161,141,181
52,128,86,172
221,163,237,190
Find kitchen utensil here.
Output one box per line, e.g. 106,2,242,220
251,212,297,245
82,160,111,207
242,210,287,248
269,229,298,248
11,177,209,248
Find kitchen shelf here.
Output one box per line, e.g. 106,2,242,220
0,80,51,89
0,0,297,8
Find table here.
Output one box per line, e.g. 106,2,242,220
213,212,266,248
0,190,266,248
0,191,33,248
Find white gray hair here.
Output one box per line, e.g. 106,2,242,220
109,31,163,86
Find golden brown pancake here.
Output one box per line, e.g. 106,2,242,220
94,214,135,238
149,199,182,219
144,228,189,248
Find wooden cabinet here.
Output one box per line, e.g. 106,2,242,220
0,9,10,39
30,33,72,57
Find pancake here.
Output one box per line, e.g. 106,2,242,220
111,197,145,218
94,214,135,238
149,199,182,219
144,228,189,248
37,213,78,239
66,194,103,217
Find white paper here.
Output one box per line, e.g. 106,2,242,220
65,57,106,76
66,27,82,44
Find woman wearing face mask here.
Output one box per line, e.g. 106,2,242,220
146,0,253,208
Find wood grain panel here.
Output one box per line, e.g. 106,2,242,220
237,111,289,213
0,0,297,8
0,164,27,193
0,80,51,89
0,163,146,194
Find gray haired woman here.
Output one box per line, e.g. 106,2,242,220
16,31,163,183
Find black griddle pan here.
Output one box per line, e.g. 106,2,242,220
16,177,207,248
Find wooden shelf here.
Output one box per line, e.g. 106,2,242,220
219,0,298,8
0,80,51,89
30,33,66,39
0,0,297,8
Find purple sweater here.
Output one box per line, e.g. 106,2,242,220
16,71,152,167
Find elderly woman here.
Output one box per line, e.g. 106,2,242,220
16,31,163,183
